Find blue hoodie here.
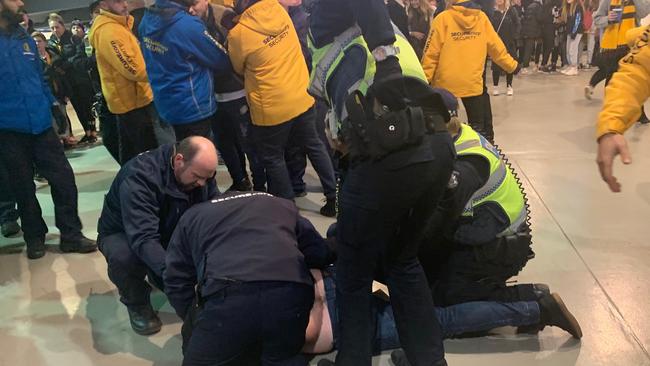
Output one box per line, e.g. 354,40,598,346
0,26,55,134
139,0,231,125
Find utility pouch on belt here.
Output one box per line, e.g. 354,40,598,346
342,76,450,160
474,232,534,278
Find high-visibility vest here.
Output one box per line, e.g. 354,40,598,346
454,124,528,235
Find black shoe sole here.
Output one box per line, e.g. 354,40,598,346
60,244,98,254
27,250,46,260
551,293,583,339
131,322,162,336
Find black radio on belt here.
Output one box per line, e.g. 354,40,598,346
342,76,450,160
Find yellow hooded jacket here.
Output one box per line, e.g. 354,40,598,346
421,1,518,98
227,0,314,126
88,10,153,115
596,25,650,138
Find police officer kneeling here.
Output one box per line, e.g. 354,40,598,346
164,192,335,366
97,136,218,335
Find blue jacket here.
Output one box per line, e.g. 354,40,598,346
164,192,334,319
139,0,232,125
0,26,55,134
97,143,218,277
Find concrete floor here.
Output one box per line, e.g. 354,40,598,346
1,70,650,366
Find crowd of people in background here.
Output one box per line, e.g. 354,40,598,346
3,0,650,363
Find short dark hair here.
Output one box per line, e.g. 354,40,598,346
89,1,101,14
176,137,201,163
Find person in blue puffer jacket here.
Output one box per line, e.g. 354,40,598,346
0,0,97,260
139,0,232,140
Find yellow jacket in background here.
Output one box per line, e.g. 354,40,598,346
421,2,518,98
597,25,650,138
227,0,314,126
88,10,153,115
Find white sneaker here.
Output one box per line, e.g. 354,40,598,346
507,86,514,96
492,87,500,96
559,65,569,73
520,67,531,75
565,66,578,76
584,85,594,100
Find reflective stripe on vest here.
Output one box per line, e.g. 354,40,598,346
308,23,427,137
454,124,527,234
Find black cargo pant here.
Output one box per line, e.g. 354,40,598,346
116,103,159,164
0,128,83,245
335,133,455,366
0,161,18,225
433,235,537,305
462,87,495,144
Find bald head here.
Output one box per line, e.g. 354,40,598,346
173,136,218,191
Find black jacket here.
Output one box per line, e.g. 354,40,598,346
309,0,397,50
387,0,410,37
164,192,334,319
521,1,543,38
47,30,92,88
490,7,521,46
97,144,218,277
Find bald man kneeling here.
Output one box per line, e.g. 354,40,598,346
97,136,219,335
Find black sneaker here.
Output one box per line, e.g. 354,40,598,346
638,116,650,124
320,198,336,217
60,235,98,254
227,177,253,192
1,221,21,237
26,239,46,260
539,293,583,339
391,350,447,366
127,305,162,335
316,359,335,366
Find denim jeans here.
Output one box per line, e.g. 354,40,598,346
252,107,336,200
0,128,82,244
183,281,313,366
212,98,266,190
335,133,455,366
323,268,540,352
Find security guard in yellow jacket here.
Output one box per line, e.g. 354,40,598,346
421,0,519,142
88,1,161,164
309,1,455,365
596,25,650,192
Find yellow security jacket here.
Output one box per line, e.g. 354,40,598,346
88,10,153,115
597,25,650,138
421,1,518,97
227,0,314,126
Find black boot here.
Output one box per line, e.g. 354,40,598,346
26,239,46,260
320,198,336,217
390,350,448,366
60,235,98,254
1,220,21,237
539,293,583,339
227,176,253,192
127,305,162,335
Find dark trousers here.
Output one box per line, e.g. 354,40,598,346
335,133,454,366
551,34,568,67
252,107,336,200
0,128,82,244
0,162,18,224
173,117,213,141
589,67,609,87
69,84,97,132
286,100,333,194
212,99,266,190
522,38,541,67
182,281,313,366
97,99,121,164
116,103,159,164
462,89,495,143
541,26,556,66
98,232,163,308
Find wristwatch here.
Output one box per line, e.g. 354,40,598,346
371,45,400,62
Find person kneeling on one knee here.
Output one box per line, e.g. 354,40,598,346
97,136,219,336
164,192,335,366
